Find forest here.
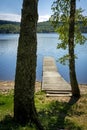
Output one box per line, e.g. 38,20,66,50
0,20,20,33
0,20,87,33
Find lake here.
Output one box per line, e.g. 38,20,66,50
0,33,87,84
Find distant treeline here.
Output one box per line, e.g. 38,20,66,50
0,20,87,33
37,21,54,33
0,20,20,33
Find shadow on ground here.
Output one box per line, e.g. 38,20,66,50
0,115,19,130
0,97,81,130
0,115,36,130
38,96,81,130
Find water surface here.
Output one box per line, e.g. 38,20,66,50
0,33,87,84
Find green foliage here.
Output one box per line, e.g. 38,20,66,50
58,54,70,65
0,20,20,33
50,0,87,64
0,24,20,33
0,20,54,34
0,91,13,121
58,54,78,65
0,20,87,34
37,21,54,33
0,91,87,130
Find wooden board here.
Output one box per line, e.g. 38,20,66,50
42,57,71,95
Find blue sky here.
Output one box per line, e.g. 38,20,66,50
0,0,87,22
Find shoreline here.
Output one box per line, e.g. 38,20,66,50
0,81,41,93
0,80,87,94
0,80,87,84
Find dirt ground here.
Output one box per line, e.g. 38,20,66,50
0,80,87,94
0,81,42,93
0,81,39,93
0,80,87,102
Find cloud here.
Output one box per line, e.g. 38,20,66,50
0,13,50,22
0,13,21,22
38,15,50,22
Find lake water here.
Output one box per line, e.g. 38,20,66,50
0,33,87,84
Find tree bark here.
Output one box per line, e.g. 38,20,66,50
68,0,80,97
14,0,44,129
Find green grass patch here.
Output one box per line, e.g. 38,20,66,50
0,91,13,121
0,90,87,130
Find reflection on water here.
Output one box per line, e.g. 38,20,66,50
0,33,87,84
0,34,18,80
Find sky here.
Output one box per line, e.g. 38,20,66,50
0,0,87,22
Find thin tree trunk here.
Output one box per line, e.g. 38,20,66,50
68,0,80,97
14,0,44,129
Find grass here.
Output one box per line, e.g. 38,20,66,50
0,90,87,130
0,91,13,120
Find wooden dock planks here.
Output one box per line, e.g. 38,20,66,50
42,57,71,96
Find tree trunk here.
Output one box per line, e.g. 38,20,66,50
68,0,80,97
14,0,44,129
